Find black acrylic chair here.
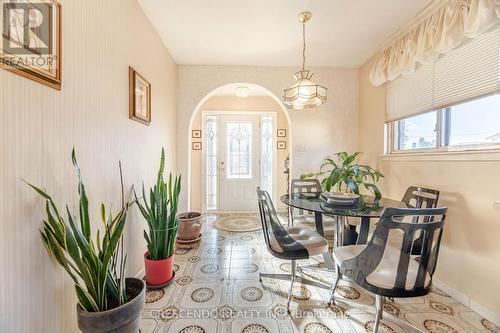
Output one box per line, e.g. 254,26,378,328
257,187,331,313
289,179,323,226
402,186,440,209
329,207,447,333
290,179,335,235
400,186,440,254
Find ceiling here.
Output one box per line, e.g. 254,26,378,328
137,0,434,68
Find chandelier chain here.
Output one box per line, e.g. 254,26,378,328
302,22,306,71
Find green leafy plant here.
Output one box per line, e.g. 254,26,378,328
26,150,130,312
301,152,384,198
135,148,181,261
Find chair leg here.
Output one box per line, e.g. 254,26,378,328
286,260,296,314
372,294,383,333
327,269,341,306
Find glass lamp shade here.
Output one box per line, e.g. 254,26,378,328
283,70,327,110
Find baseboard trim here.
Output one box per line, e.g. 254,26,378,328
434,278,500,327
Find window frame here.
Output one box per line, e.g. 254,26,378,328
387,94,500,155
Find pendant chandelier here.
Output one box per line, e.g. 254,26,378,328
283,11,327,110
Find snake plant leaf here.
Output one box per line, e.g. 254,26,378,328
71,152,91,242
66,206,95,267
28,150,130,312
75,284,99,312
23,181,51,200
136,148,181,261
45,202,65,244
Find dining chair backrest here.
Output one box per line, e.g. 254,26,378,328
402,186,440,209
256,187,309,260
340,207,447,298
290,179,322,216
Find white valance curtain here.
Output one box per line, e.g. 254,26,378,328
386,27,500,121
370,0,500,86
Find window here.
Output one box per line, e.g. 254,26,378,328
205,116,218,210
226,122,252,178
444,94,500,147
260,116,273,196
388,26,500,154
391,93,500,153
394,111,437,151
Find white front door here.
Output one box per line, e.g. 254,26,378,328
219,114,260,211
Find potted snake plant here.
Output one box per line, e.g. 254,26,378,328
135,148,181,287
26,150,145,333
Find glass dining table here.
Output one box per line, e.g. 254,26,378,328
281,193,409,269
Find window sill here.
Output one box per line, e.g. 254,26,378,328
381,147,500,162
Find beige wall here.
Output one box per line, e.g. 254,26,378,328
189,96,289,212
358,57,500,319
0,0,177,332
178,66,359,211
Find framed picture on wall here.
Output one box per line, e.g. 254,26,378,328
277,129,287,137
192,130,202,138
192,142,202,150
129,67,152,125
0,0,62,90
277,141,287,150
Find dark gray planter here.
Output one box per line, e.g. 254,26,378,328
77,278,145,333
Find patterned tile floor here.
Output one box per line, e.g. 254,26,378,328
140,214,499,333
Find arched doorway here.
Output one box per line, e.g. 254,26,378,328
187,83,292,212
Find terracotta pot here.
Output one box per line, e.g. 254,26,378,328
144,252,174,286
178,212,203,241
77,278,145,333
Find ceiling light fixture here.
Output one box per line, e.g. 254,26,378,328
235,86,250,98
283,11,327,110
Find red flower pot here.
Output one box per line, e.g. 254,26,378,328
144,252,174,286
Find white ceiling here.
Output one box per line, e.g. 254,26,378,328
138,0,434,68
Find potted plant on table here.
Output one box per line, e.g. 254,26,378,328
26,150,145,333
301,152,384,198
301,152,384,245
135,148,181,287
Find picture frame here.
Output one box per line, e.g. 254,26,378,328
0,0,62,89
129,67,152,125
192,130,202,138
277,129,287,137
277,141,287,150
192,142,202,150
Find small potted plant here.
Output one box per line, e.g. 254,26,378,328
177,212,203,248
26,150,145,333
135,148,181,287
301,152,384,245
301,152,384,198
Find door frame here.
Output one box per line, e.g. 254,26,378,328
201,110,278,213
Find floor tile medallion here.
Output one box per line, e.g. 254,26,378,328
140,213,498,333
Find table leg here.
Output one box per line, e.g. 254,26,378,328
314,212,325,237
314,212,335,270
357,217,370,245
334,215,345,279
